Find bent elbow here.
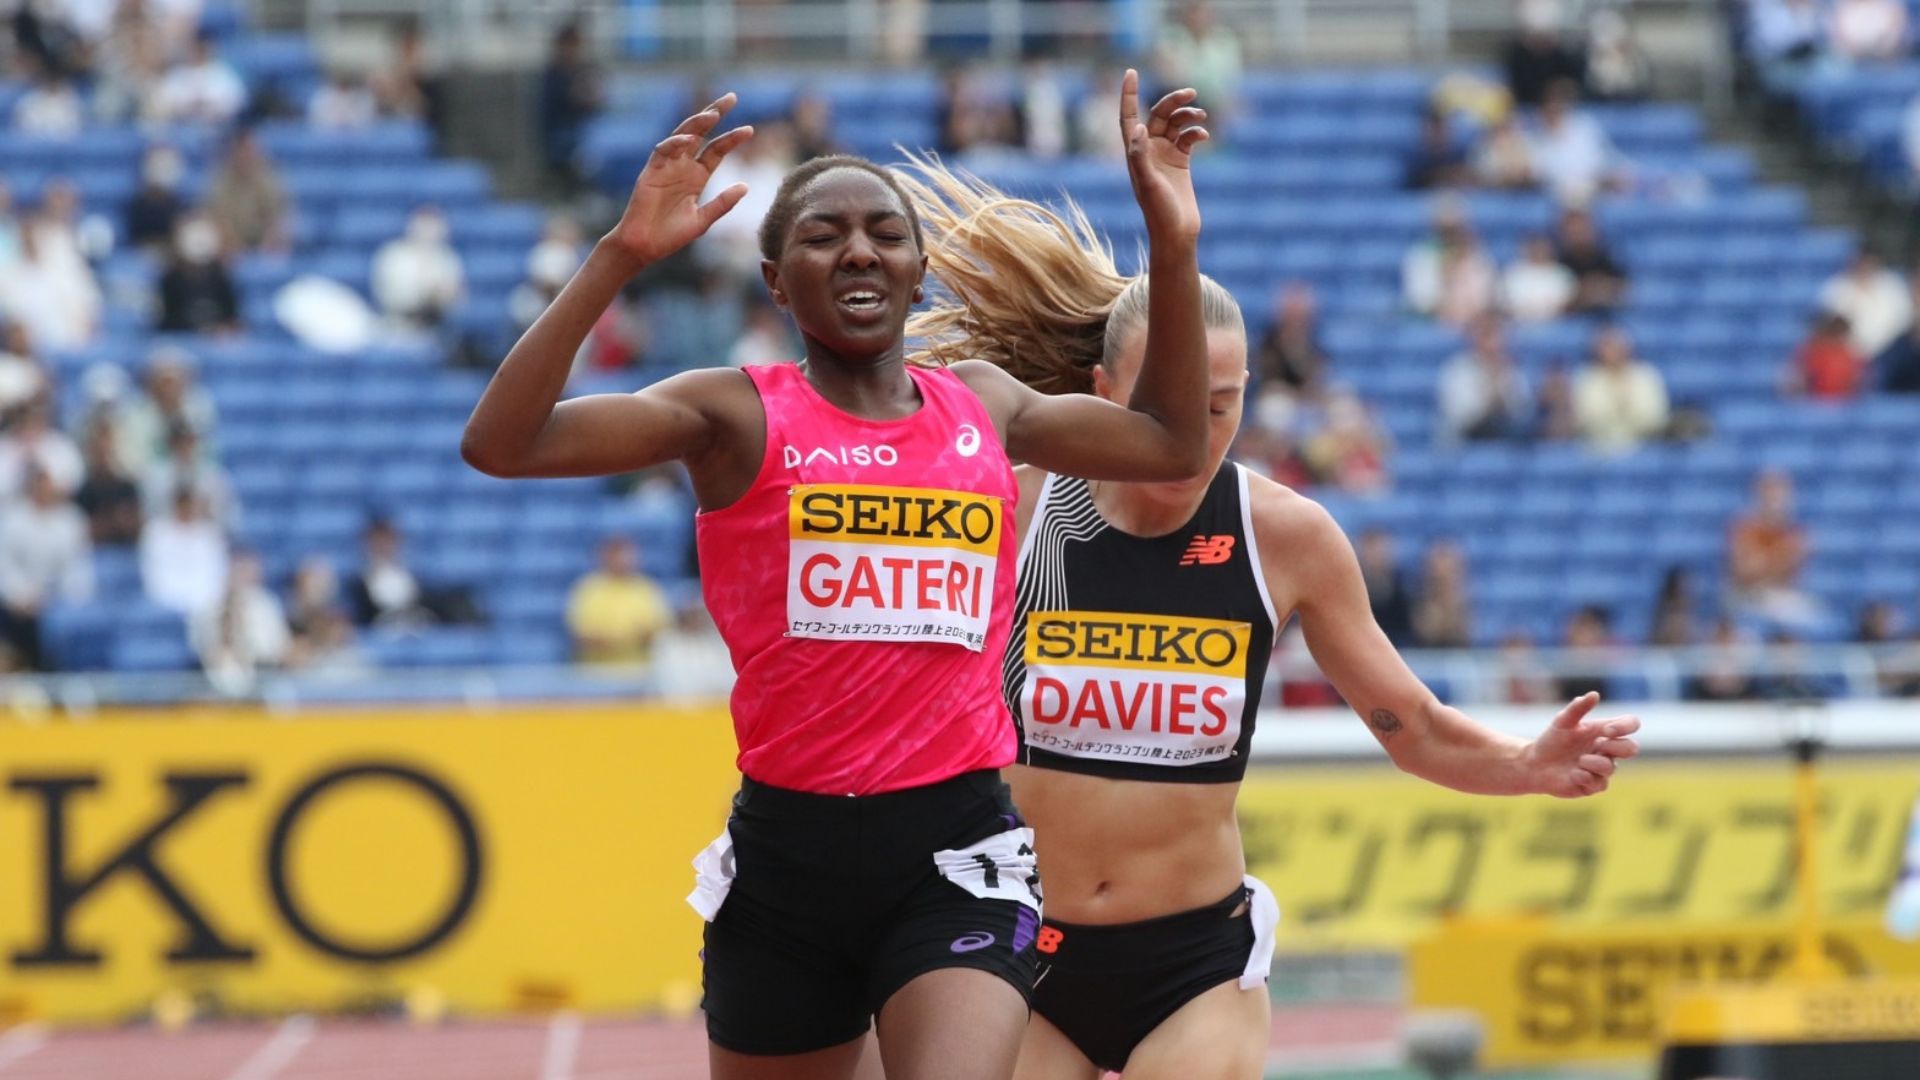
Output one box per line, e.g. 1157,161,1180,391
459,430,516,478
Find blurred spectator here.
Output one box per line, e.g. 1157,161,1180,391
1584,9,1650,102
1819,251,1910,359
1758,630,1825,700
1438,315,1533,443
1573,326,1669,454
142,424,237,531
1412,540,1472,647
350,517,428,627
650,603,735,699
207,128,290,253
370,19,439,129
729,303,796,367
1553,205,1629,314
1502,234,1576,322
1155,0,1242,129
1404,109,1471,190
1787,312,1866,400
701,123,796,279
1828,0,1908,62
92,0,169,124
0,181,20,265
372,206,465,332
1357,529,1415,647
1075,66,1129,157
1527,80,1629,203
1498,632,1559,704
1906,95,1920,188
309,70,378,130
117,349,218,473
791,90,842,161
1505,0,1586,108
126,145,187,253
158,213,240,334
75,418,142,547
0,323,48,417
287,557,341,639
1728,470,1824,629
1305,388,1391,495
939,66,1021,158
0,221,100,350
38,179,113,267
1651,567,1700,647
141,488,228,617
579,282,650,373
1687,617,1761,701
1557,605,1613,701
1402,198,1497,327
1019,60,1071,160
1233,392,1315,491
1859,601,1902,643
14,58,84,137
509,215,585,331
0,398,83,500
1534,361,1579,441
0,465,92,671
538,22,604,190
1747,0,1825,63
152,30,247,127
567,536,672,667
192,551,290,692
1474,113,1539,189
1253,283,1328,400
284,556,367,674
1881,275,1920,393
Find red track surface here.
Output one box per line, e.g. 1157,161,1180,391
0,1005,1399,1079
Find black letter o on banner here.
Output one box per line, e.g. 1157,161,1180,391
267,763,483,963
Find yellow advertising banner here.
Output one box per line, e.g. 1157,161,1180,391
0,706,740,1024
1239,760,1920,950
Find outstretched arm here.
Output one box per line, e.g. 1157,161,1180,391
461,96,753,479
1269,490,1640,798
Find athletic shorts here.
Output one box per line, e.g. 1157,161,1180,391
1030,876,1280,1073
689,769,1042,1056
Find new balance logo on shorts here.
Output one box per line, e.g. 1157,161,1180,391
1179,535,1235,566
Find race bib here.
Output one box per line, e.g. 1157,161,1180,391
787,483,1002,651
685,828,735,922
1020,611,1249,766
933,826,1043,914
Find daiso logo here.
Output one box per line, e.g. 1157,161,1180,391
783,444,899,469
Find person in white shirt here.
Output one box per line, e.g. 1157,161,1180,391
0,398,84,500
1819,250,1912,358
308,71,378,130
192,550,291,693
1438,314,1534,442
151,31,248,126
1403,198,1498,327
1573,325,1670,454
371,205,465,331
141,424,239,531
141,488,228,618
116,347,220,473
699,122,796,278
14,63,84,137
1829,0,1909,62
1527,80,1630,203
0,221,100,350
0,465,93,670
1502,234,1576,322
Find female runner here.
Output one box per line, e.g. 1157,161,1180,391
895,163,1644,1079
462,76,1212,1080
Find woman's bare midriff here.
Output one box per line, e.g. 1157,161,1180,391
1008,763,1245,925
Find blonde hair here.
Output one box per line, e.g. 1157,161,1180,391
896,153,1244,395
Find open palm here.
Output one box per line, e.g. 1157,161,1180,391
609,93,754,266
1118,69,1209,244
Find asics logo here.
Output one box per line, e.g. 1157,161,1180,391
782,444,898,469
1179,535,1236,566
955,423,981,457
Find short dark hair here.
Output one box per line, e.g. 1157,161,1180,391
756,155,923,262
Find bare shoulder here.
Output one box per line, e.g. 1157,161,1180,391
644,366,761,429
945,359,1025,444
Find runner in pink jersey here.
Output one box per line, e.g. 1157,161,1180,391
462,75,1214,1080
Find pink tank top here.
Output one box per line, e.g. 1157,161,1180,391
696,362,1019,795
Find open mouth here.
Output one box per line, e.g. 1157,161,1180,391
836,290,886,313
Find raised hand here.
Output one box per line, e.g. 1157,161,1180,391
607,94,754,267
1522,692,1641,799
1118,69,1209,246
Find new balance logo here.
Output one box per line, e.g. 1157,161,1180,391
1180,535,1236,566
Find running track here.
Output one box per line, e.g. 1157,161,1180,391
0,1005,1400,1079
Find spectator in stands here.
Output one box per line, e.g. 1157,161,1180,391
1880,274,1920,393
1906,95,1920,190
0,218,99,350
1019,60,1073,160
13,57,84,137
349,517,436,627
309,69,378,130
700,122,796,279
206,127,290,254
141,487,227,617
1557,605,1614,701
728,303,796,368
283,556,366,673
0,397,83,500
0,181,20,266
1497,632,1559,704
1533,361,1580,441
1074,65,1131,158
1253,283,1329,401
1651,567,1700,647
1859,601,1902,644
371,205,465,333
1502,233,1576,322
142,423,236,531
509,215,585,332
91,0,169,124
1412,540,1473,647
76,418,142,547
193,550,291,692
537,22,604,190
37,179,112,268
1828,0,1909,62
126,145,187,254
1573,325,1669,454
1553,205,1629,314
576,281,649,373
1358,529,1416,647
1155,0,1242,131
117,348,218,473
152,30,247,127
1305,388,1391,495
157,213,240,334
0,464,92,671
1820,250,1911,359
1584,8,1650,102
1527,80,1630,203
1404,109,1472,190
0,323,47,419
1787,312,1866,400
566,536,672,667
371,18,439,131
1504,0,1586,108
1729,469,1826,630
1687,616,1761,701
1747,0,1825,64
1474,112,1539,190
650,602,736,699
1402,198,1497,327
1232,392,1315,491
1438,314,1533,443
938,66,1021,158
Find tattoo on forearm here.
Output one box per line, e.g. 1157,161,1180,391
1369,709,1404,740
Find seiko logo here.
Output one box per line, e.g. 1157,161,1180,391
783,444,899,469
